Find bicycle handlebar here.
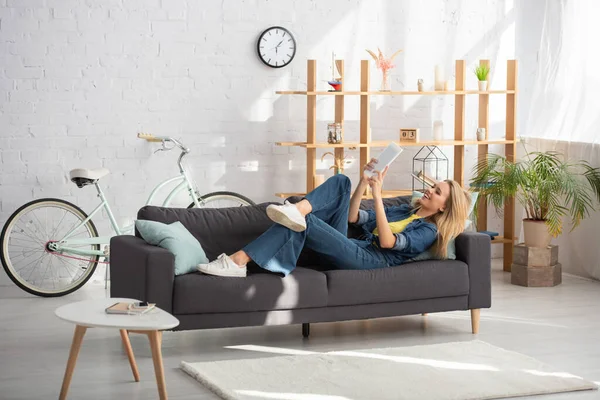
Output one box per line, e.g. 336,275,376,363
137,132,190,153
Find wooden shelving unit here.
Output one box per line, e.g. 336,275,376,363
275,59,518,272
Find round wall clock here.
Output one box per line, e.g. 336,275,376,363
256,26,296,68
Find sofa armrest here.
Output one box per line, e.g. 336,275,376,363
455,232,491,309
109,235,175,313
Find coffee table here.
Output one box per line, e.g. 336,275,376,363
55,298,179,400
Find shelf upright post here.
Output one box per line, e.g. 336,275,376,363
504,60,518,272
360,60,370,196
454,60,466,186
307,60,317,193
334,60,345,173
477,59,491,232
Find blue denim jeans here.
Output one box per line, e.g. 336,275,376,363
243,174,389,276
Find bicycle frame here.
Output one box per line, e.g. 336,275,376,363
50,167,200,258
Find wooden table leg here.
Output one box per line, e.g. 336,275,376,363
471,309,481,334
59,325,87,400
119,329,140,382
148,330,167,400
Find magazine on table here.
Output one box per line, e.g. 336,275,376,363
105,301,156,315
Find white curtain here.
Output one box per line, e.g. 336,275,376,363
522,0,600,279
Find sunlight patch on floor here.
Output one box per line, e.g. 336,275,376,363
225,344,318,356
524,369,586,380
236,390,351,400
434,312,568,328
330,350,499,371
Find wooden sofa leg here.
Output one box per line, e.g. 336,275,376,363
302,323,310,338
421,313,428,316
471,309,480,334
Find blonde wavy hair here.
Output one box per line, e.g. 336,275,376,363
417,180,471,259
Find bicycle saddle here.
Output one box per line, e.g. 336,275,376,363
69,168,110,188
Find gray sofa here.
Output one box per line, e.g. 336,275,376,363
110,196,491,336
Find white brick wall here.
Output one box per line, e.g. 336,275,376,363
0,0,534,286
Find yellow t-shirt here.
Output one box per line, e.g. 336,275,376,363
373,214,422,236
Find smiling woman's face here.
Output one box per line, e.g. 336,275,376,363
419,181,451,213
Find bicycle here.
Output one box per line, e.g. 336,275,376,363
0,133,255,297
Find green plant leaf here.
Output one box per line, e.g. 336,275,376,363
474,65,490,81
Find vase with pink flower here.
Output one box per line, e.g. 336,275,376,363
366,47,403,92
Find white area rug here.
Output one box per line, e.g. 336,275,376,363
181,340,597,400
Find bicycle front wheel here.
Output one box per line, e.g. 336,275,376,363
0,199,100,297
187,191,255,209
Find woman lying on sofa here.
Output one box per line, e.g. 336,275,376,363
198,159,471,277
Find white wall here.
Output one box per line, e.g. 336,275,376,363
0,0,525,286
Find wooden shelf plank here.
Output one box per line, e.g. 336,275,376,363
275,139,517,148
275,90,516,96
276,141,308,146
491,238,516,244
274,192,306,198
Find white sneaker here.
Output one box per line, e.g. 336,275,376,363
266,201,307,232
197,254,247,277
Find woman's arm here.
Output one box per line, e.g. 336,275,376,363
391,223,438,253
373,196,396,248
348,180,369,223
348,158,377,224
368,168,395,249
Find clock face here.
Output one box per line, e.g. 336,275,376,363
257,26,296,68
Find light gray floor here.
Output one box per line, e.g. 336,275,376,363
1,259,599,400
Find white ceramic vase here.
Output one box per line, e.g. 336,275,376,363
478,80,488,91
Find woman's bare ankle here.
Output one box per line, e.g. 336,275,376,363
296,199,313,216
230,250,251,267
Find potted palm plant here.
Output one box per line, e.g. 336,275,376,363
474,65,490,91
471,151,600,247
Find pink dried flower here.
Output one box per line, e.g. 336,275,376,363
366,48,403,72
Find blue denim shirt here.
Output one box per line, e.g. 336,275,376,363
355,204,438,265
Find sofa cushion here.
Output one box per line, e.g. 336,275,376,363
324,260,469,307
137,204,275,261
135,220,208,275
173,267,328,314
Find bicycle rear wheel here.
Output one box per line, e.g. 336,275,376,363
187,191,255,209
0,198,100,297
